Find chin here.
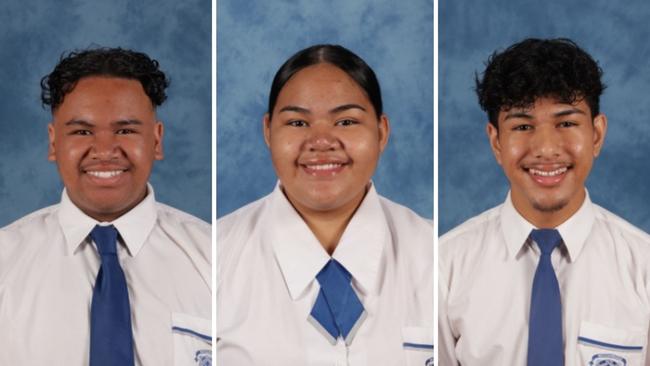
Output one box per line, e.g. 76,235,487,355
530,197,569,213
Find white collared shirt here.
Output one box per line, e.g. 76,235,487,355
0,185,211,366
217,183,433,366
439,191,650,366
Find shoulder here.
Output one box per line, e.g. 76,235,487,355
216,194,270,259
592,204,650,248
439,204,502,259
154,202,211,246
377,195,432,263
217,195,269,242
156,202,209,227
1,205,59,232
0,204,60,271
378,195,432,235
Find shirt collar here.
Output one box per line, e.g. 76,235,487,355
267,182,388,300
500,189,595,262
58,183,158,257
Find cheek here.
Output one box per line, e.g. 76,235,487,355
344,131,380,162
500,139,526,166
270,134,300,165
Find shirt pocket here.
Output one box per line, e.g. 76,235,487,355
577,321,646,366
171,312,212,366
402,326,434,366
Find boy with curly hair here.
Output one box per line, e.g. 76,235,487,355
439,38,650,365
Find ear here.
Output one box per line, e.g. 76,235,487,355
263,113,271,148
486,122,503,165
591,113,607,157
47,123,56,161
154,121,164,160
378,114,390,153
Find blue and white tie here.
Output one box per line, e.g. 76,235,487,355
527,228,564,366
89,225,135,366
309,259,365,345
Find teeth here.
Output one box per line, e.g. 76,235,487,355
87,170,124,178
307,163,341,170
529,167,567,177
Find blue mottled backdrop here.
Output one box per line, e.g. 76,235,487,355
440,0,650,234
0,0,211,226
217,0,433,219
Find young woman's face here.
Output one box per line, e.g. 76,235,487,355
264,63,389,216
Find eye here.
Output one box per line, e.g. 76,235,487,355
512,124,533,131
116,128,136,135
287,120,308,127
70,129,92,136
557,121,577,128
335,119,358,126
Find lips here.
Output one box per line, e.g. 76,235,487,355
85,170,125,179
524,164,571,187
81,165,129,185
299,158,349,177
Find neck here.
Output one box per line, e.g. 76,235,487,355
284,186,368,255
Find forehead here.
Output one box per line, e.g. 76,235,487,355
275,63,371,109
499,97,592,120
54,76,153,119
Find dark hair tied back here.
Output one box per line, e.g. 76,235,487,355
268,44,383,119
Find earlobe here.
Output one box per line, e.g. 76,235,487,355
263,114,271,148
378,114,390,153
47,123,56,161
486,122,503,165
592,114,607,157
154,121,164,160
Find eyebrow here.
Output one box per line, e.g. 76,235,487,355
504,107,586,121
63,119,143,127
278,104,367,115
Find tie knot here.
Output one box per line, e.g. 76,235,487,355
90,225,118,256
316,259,352,284
530,229,562,255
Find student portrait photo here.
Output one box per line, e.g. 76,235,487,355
217,44,433,366
0,47,211,366
439,38,650,365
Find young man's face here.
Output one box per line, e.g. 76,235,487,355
48,76,163,222
487,97,607,227
263,63,389,217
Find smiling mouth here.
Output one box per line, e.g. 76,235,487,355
524,165,571,187
84,170,126,179
304,163,343,170
300,161,347,176
528,167,568,177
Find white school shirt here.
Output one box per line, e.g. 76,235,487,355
217,183,433,366
439,190,650,366
0,185,211,366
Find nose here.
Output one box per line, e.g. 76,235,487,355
89,131,120,160
531,126,561,159
303,125,341,152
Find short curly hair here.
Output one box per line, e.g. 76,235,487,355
41,47,170,111
476,38,605,126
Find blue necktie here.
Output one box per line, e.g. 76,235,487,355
527,229,564,366
309,259,365,345
89,225,135,366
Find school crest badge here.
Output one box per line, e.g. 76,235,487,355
194,349,212,366
589,353,626,366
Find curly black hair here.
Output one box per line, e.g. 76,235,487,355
476,38,605,126
41,47,170,111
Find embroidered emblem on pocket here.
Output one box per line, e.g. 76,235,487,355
195,349,212,366
425,357,434,366
589,353,626,366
